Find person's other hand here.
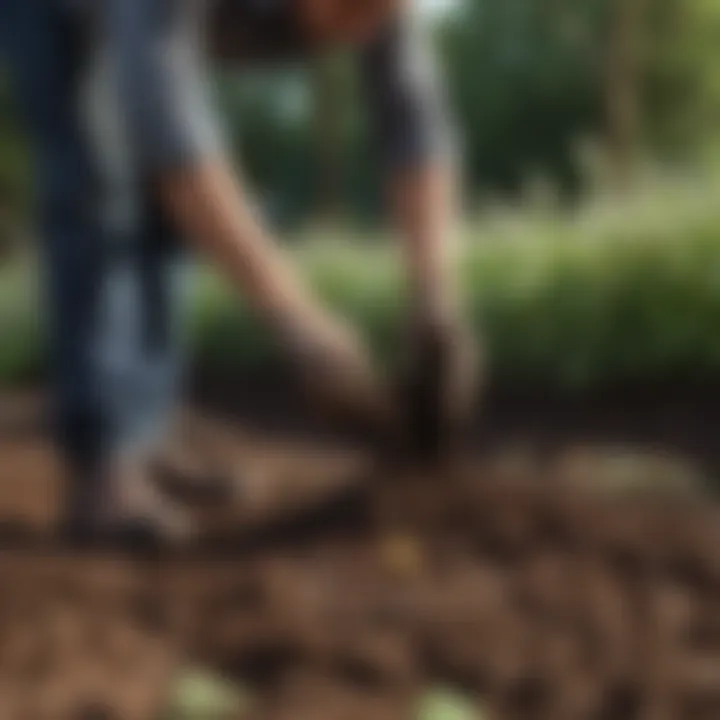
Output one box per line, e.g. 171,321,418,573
400,306,482,459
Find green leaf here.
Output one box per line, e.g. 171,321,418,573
417,687,483,720
167,668,250,719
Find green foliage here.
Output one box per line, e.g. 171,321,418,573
439,0,607,197
214,55,378,227
215,68,318,227
466,212,720,389
644,0,720,160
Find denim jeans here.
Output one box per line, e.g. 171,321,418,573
1,0,192,468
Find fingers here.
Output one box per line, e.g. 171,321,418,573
297,339,399,438
276,314,401,443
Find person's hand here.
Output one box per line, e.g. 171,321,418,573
399,305,482,458
278,311,400,440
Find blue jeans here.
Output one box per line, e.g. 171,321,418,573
1,0,192,468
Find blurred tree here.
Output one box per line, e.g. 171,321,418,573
604,0,649,187
216,56,370,229
216,68,316,228
438,0,719,199
312,54,349,220
439,0,606,201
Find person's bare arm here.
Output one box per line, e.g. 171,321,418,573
106,0,323,329
362,15,478,450
159,160,320,325
360,13,460,321
391,159,459,321
159,160,397,431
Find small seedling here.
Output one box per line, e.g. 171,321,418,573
417,686,484,720
167,667,251,719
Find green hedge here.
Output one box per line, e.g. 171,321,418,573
3,181,720,392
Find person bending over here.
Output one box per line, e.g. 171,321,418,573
0,0,473,541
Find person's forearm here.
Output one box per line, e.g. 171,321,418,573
392,160,460,319
158,160,319,327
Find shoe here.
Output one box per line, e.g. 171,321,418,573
60,453,196,550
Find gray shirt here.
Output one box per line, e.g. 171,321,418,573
72,0,454,174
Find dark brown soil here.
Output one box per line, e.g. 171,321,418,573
0,386,719,719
